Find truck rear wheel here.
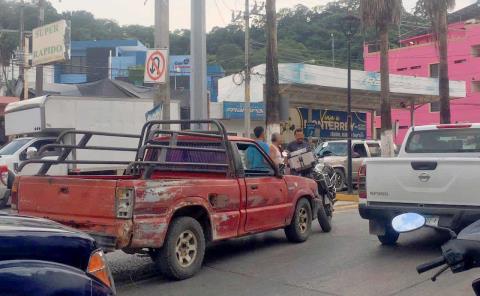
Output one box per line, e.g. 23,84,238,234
285,198,312,243
378,226,399,245
152,217,206,280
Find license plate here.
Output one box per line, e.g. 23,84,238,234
425,216,440,227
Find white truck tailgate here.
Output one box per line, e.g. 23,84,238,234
366,158,480,206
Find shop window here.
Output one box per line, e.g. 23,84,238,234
430,101,440,113
472,45,480,57
472,81,480,93
429,63,439,78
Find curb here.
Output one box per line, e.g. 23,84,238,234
336,193,359,202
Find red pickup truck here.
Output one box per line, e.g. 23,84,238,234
12,120,322,280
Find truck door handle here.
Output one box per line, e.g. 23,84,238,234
59,187,69,194
411,161,438,171
250,185,259,190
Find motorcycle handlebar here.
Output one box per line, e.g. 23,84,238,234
417,256,446,274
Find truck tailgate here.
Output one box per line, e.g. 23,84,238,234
16,176,131,250
366,158,480,206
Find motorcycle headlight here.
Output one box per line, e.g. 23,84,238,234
314,163,325,173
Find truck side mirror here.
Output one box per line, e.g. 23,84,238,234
352,152,361,158
26,147,38,160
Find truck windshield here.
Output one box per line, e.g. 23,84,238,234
0,139,31,156
406,129,480,153
316,142,348,157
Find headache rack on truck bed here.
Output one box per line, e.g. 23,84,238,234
16,120,236,177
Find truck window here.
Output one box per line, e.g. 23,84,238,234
367,143,381,157
236,143,275,177
406,129,480,153
353,144,368,158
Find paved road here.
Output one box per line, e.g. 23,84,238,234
110,208,479,296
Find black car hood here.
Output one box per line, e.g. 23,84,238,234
0,215,97,271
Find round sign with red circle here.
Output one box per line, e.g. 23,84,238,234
144,50,167,83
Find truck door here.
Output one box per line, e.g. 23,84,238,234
234,142,288,233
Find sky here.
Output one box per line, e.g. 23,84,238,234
52,0,478,32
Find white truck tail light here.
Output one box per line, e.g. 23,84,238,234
358,165,367,200
115,188,134,219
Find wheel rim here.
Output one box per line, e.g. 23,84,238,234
175,230,198,268
298,207,308,233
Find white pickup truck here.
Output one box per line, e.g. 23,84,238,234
359,123,480,245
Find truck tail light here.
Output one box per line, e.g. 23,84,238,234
0,166,8,186
10,177,19,211
87,250,115,293
358,165,367,200
115,188,134,219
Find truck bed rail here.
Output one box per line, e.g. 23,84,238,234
16,120,236,177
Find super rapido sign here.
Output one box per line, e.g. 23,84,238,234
32,20,70,66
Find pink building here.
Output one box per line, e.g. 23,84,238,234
364,19,480,144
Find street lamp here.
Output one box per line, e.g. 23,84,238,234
342,14,360,195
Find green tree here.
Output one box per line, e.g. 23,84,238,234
416,0,456,124
360,0,402,157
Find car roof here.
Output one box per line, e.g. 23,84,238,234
0,214,92,240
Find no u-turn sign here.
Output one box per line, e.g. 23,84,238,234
144,49,168,84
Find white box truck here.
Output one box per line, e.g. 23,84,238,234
0,95,180,207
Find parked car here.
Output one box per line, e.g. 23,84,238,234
315,140,382,190
0,214,115,295
359,123,480,245
12,120,323,280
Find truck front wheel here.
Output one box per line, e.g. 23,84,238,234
152,217,206,280
377,226,399,245
285,198,312,243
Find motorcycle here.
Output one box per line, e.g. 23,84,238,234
286,148,337,232
392,213,480,295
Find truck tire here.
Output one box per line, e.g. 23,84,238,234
334,169,346,191
285,198,312,243
317,202,332,233
378,226,399,245
152,217,206,280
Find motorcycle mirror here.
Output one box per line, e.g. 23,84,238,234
392,213,426,233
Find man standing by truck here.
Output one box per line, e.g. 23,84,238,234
246,126,270,169
287,128,310,153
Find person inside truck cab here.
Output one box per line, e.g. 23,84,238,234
246,126,270,169
286,128,309,153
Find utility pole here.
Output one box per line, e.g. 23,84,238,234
244,0,251,138
190,0,208,124
19,0,25,99
35,0,45,97
265,0,280,137
154,0,170,121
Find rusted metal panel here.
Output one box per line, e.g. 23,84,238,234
18,176,118,219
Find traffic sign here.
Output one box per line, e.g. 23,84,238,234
144,49,168,84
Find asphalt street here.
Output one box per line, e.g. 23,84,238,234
110,207,479,296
